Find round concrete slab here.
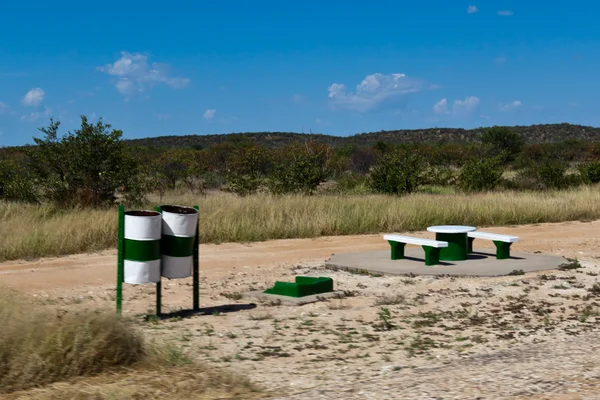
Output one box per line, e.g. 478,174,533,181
326,248,566,277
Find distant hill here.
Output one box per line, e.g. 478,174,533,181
123,123,600,149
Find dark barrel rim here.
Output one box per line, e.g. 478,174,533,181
160,205,198,215
124,210,161,217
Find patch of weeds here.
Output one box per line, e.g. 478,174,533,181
578,305,600,322
586,272,599,277
333,290,359,299
552,283,571,290
406,336,437,357
225,332,238,339
539,274,557,281
402,279,416,285
587,284,600,296
348,268,382,277
248,313,273,321
508,269,525,276
374,294,406,306
220,292,244,301
145,315,160,324
412,312,442,328
373,307,396,331
558,258,583,271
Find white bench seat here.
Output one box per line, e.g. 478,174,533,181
467,231,519,259
384,234,448,266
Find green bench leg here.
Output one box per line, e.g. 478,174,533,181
388,241,406,260
493,241,512,260
467,237,474,253
423,246,441,266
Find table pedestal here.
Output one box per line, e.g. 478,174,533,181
436,232,469,261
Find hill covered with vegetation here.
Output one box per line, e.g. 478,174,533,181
127,123,600,149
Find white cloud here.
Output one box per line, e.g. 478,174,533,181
467,5,478,13
328,73,423,112
203,109,216,120
0,101,9,114
97,52,190,98
434,96,480,115
497,10,514,16
20,106,52,122
499,100,522,111
433,98,449,114
21,88,45,106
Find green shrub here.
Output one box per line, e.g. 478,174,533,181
579,161,600,183
515,157,581,190
368,150,426,195
480,126,525,163
423,165,457,186
225,146,272,196
0,159,37,203
267,142,331,195
458,156,504,192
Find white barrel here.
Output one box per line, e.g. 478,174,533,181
160,205,198,279
123,210,162,284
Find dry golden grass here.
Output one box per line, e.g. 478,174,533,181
0,287,144,394
0,287,262,399
2,186,600,261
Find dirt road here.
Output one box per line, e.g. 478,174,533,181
1,220,598,293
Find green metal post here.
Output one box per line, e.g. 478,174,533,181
116,205,125,316
155,206,162,317
388,241,406,260
493,241,512,260
193,205,200,310
422,246,441,266
467,237,475,253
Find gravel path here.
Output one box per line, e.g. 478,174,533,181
273,331,600,399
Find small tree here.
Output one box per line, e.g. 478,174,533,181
27,116,143,207
481,126,525,163
268,142,332,195
368,150,426,195
225,146,272,196
458,156,505,192
579,161,600,184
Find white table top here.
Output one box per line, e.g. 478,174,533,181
427,225,477,234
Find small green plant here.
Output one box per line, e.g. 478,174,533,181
375,307,395,331
221,292,244,301
587,283,600,295
558,258,582,271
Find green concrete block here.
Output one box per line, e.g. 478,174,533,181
264,276,334,298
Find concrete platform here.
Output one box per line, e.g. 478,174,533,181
244,290,345,306
325,248,566,277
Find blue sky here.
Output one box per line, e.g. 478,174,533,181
0,0,598,146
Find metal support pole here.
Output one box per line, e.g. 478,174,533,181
155,206,162,317
116,205,125,316
193,205,200,310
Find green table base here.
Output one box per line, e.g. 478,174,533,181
435,232,469,261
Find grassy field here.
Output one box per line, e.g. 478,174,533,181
1,186,600,262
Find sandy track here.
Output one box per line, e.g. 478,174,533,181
1,220,599,293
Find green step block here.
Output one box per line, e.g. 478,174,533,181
264,276,334,298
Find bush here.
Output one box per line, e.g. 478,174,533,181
225,146,272,196
368,150,426,195
0,159,37,203
579,161,600,183
480,126,525,163
515,157,580,190
27,116,145,208
267,142,332,195
459,156,504,192
422,165,457,186
0,288,145,393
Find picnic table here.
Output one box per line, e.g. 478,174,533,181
426,225,476,261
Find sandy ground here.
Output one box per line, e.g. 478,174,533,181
3,220,600,399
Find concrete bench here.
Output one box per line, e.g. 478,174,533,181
383,234,448,266
467,231,519,259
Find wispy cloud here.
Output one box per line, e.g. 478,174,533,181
97,52,190,99
497,10,514,16
434,96,480,115
467,5,478,14
21,88,45,106
499,100,522,111
328,73,424,112
203,109,216,120
0,101,10,115
20,106,52,122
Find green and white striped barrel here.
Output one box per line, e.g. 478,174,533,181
123,210,162,284
160,205,198,279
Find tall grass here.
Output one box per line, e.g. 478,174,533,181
2,187,600,261
0,287,144,393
